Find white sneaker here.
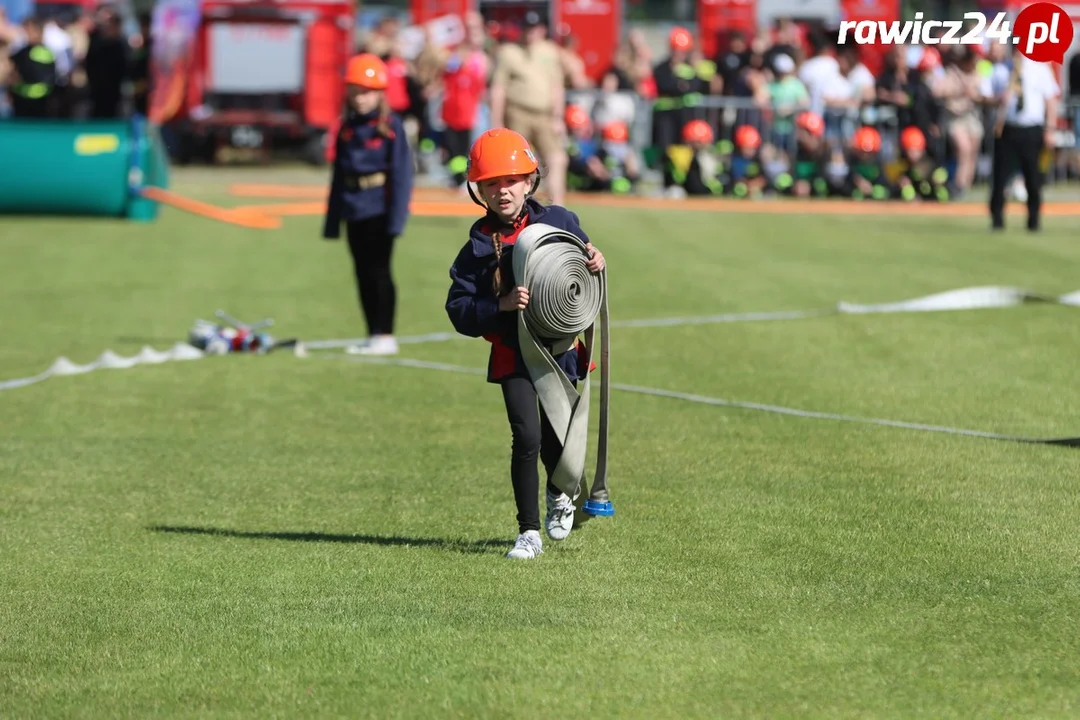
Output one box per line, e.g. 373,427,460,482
348,335,399,356
545,489,575,541
506,530,543,559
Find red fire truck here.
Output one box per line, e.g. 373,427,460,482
151,0,354,164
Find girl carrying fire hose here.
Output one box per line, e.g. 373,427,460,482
323,53,415,356
445,129,606,560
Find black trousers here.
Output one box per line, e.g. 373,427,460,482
989,124,1045,230
501,375,568,534
443,128,472,186
346,216,397,336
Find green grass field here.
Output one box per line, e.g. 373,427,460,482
3,173,1080,718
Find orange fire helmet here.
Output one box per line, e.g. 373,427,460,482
796,111,825,137
467,128,539,183
900,126,926,152
682,119,714,145
602,121,629,143
670,27,693,52
852,126,882,153
565,105,590,131
345,53,389,90
734,124,761,149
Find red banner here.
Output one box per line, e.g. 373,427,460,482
554,0,622,83
839,0,900,76
698,0,757,60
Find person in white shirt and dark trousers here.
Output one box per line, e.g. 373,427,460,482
989,46,1060,232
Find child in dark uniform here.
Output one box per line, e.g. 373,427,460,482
843,126,891,200
445,128,607,560
895,126,950,202
323,53,415,356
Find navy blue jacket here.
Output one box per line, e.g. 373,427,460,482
445,198,593,384
323,109,414,239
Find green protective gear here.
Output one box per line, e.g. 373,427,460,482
29,45,55,64
448,155,469,175
734,182,748,198
902,184,917,201
683,92,704,108
695,59,717,81
932,167,949,184
12,82,50,99
872,184,888,200
813,178,829,196
707,179,724,195
852,189,864,201
775,172,793,189
674,63,696,80
936,186,950,202
919,181,931,195
420,138,436,153
718,140,734,155
612,177,632,194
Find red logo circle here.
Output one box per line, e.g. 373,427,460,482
1013,2,1074,63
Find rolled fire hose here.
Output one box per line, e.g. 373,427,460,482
512,223,613,521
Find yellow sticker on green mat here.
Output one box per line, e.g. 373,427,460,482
74,134,120,156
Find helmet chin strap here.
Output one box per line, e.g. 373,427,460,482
467,173,541,226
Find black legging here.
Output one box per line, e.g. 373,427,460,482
346,216,397,336
501,375,570,534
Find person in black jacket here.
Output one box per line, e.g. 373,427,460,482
323,53,415,356
7,16,56,118
445,128,606,560
651,27,709,164
84,7,128,118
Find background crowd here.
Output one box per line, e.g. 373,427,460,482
2,3,1079,201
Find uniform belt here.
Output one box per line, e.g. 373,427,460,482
512,223,612,521
344,172,387,191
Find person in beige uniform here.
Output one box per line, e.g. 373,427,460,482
489,11,568,206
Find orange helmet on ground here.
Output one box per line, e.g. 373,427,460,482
345,53,389,90
852,126,882,153
670,26,693,52
796,111,825,137
682,119,714,145
565,105,590,131
900,126,926,152
734,124,761,149
467,128,539,183
602,121,629,143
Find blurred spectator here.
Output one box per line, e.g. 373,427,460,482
715,31,749,97
765,18,802,70
1068,51,1080,175
910,48,944,162
840,47,875,105
489,11,568,205
85,6,128,118
591,69,636,130
651,27,707,159
42,15,74,117
767,53,809,154
876,47,913,129
366,16,400,60
128,12,152,117
8,16,57,119
441,16,489,190
557,32,591,90
932,47,985,195
729,47,769,131
798,30,838,117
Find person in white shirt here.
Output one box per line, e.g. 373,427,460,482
989,45,1060,232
